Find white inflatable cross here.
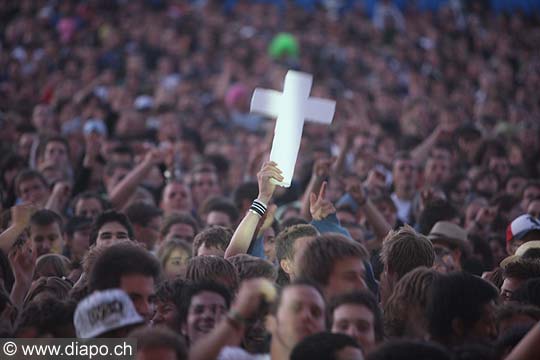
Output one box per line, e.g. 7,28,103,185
250,70,336,187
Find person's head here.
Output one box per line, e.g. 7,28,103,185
268,280,327,358
383,267,440,339
201,197,239,228
189,165,221,208
125,202,163,251
89,210,134,247
23,276,73,307
185,256,238,292
423,156,451,187
501,261,540,303
428,221,469,270
427,272,499,346
191,226,232,257
329,290,384,354
505,214,540,255
37,135,70,167
16,298,75,338
157,239,192,279
495,303,540,335
14,169,50,205
380,225,434,305
366,340,452,360
291,332,364,360
228,254,277,282
32,104,56,132
160,212,199,244
64,216,92,262
179,281,231,345
34,254,70,279
392,153,417,197
298,234,370,299
88,242,161,322
520,180,540,212
275,224,319,281
29,209,64,257
527,199,540,219
71,191,107,220
417,200,459,236
130,326,188,360
152,278,185,331
232,181,258,214
161,180,193,214
74,289,144,338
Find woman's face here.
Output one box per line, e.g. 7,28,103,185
164,248,190,278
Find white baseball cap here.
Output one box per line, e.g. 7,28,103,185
74,289,144,338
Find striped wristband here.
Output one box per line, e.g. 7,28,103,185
249,199,267,217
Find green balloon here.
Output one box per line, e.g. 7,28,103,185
268,33,300,59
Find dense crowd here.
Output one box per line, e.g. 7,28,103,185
1,0,540,359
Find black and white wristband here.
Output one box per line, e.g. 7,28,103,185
249,199,267,217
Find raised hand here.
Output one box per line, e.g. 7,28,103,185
11,204,37,229
310,181,336,221
231,278,277,321
9,242,36,286
257,161,283,204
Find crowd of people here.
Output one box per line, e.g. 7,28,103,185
1,0,540,359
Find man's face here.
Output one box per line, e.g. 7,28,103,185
161,182,192,213
183,291,227,344
96,221,130,247
392,159,416,190
205,211,231,228
501,277,525,303
119,274,156,323
325,257,367,299
165,223,195,243
18,178,49,205
137,216,162,251
44,141,69,165
424,158,451,186
30,222,63,257
191,172,220,206
269,285,326,352
332,303,377,354
75,198,103,220
522,186,540,211
70,228,91,260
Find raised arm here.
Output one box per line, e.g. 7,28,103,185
9,242,36,311
0,204,36,254
108,148,165,209
300,157,333,221
224,161,282,258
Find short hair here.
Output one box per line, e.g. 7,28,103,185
503,259,540,280
129,326,187,360
88,242,161,291
191,226,232,256
228,254,277,282
329,290,384,342
160,212,199,240
185,256,238,291
36,135,70,161
367,340,452,360
383,267,440,338
275,224,319,262
70,191,109,213
232,182,258,210
14,169,48,197
23,276,73,308
29,209,63,232
157,238,192,269
427,272,498,342
417,200,458,235
64,216,93,238
16,298,76,338
125,202,163,227
290,332,361,360
512,278,540,307
201,197,239,224
89,210,134,246
297,233,369,289
155,278,186,312
179,281,232,324
279,216,309,228
34,254,71,279
270,279,325,316
380,225,434,280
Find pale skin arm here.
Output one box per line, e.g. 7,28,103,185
0,204,36,254
9,242,36,311
225,161,282,258
189,279,276,360
108,148,165,209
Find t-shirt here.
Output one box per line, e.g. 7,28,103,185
218,347,270,360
